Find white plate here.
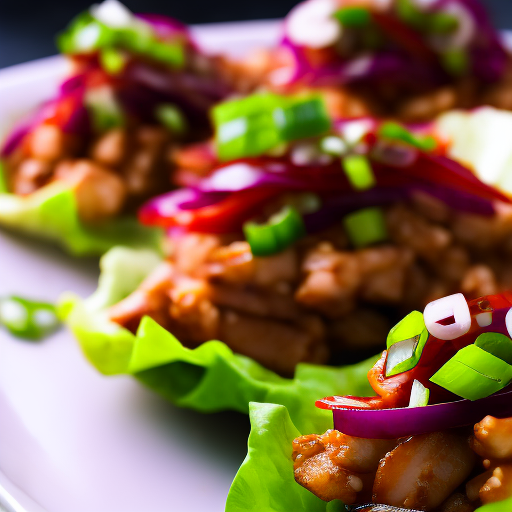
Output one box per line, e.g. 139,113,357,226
0,20,281,512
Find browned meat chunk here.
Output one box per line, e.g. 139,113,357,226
471,416,512,461
373,432,476,510
293,430,395,504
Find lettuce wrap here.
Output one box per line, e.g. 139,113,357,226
60,246,375,430
225,402,512,512
0,163,162,255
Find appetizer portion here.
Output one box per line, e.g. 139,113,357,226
104,92,512,375
0,0,233,253
252,0,512,121
294,292,512,510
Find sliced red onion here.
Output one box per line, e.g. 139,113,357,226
327,386,512,439
139,188,228,224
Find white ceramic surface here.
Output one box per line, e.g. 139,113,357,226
0,20,281,512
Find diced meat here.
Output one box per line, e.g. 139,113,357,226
90,129,127,167
219,310,327,376
293,430,383,503
54,159,127,222
373,432,476,510
471,416,512,460
478,465,512,504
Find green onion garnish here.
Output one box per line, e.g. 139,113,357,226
408,379,430,407
155,104,188,135
475,332,512,365
396,0,425,29
430,344,512,400
99,47,126,74
378,122,437,152
0,296,60,340
0,160,9,194
342,154,376,190
441,48,469,76
213,93,330,161
334,6,371,27
387,310,425,350
243,206,306,257
343,207,388,248
428,11,459,34
85,88,125,132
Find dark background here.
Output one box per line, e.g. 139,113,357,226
0,0,510,69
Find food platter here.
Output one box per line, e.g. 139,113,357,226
0,19,280,512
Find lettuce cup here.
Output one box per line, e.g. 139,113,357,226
242,0,512,122
63,92,512,416
0,1,234,254
226,292,512,512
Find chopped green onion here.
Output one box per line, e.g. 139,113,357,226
396,0,425,29
99,47,126,74
0,160,9,193
243,206,306,257
334,6,371,27
475,332,512,365
386,328,429,377
273,97,330,142
85,87,125,132
430,344,512,400
342,154,376,190
387,310,425,349
378,122,437,152
0,296,59,340
155,104,187,135
428,12,459,34
408,380,430,407
145,40,185,68
321,136,347,156
441,48,469,76
57,9,184,69
343,207,388,248
213,93,330,161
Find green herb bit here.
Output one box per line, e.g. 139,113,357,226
475,332,512,365
428,11,459,34
387,310,425,349
408,379,430,407
396,0,425,29
442,48,469,76
334,7,371,27
379,121,437,152
0,296,60,340
0,160,9,194
155,104,188,135
99,47,126,74
342,154,376,190
244,206,306,257
343,207,388,248
430,344,512,400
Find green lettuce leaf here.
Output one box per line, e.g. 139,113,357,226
0,176,162,255
226,402,510,512
60,246,376,432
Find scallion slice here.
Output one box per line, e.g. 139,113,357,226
408,380,430,408
0,160,8,193
343,207,388,248
99,47,126,74
342,154,376,190
475,332,512,365
430,344,512,400
0,296,59,340
442,48,469,76
378,122,437,152
155,104,187,135
213,93,330,161
243,206,306,257
334,6,371,27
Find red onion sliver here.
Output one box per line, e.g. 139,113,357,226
327,387,512,439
